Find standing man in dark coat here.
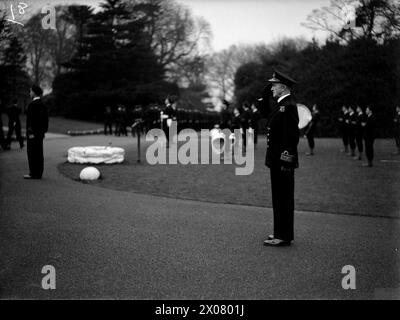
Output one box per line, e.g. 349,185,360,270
305,104,320,156
338,106,349,154
354,106,366,160
219,99,232,130
163,95,178,148
0,98,7,150
362,106,375,167
24,85,48,179
104,106,113,135
240,102,251,153
6,98,24,149
347,106,357,157
250,103,261,149
263,70,299,247
393,106,400,155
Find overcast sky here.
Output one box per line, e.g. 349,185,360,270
3,0,331,51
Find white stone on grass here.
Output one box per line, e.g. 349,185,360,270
80,167,101,181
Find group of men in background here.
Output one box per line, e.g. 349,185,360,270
219,99,262,152
0,98,24,150
103,104,129,136
338,105,376,167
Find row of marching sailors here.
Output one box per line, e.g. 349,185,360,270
219,99,262,151
338,105,375,167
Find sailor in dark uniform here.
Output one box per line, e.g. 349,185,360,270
240,102,252,153
347,106,357,157
393,106,400,155
0,98,7,150
362,106,375,167
354,106,366,160
263,70,299,247
219,99,232,130
250,103,262,149
24,85,48,179
338,106,349,153
163,95,178,148
305,104,320,155
6,99,24,149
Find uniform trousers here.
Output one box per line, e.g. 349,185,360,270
270,167,295,241
27,135,44,178
365,137,374,161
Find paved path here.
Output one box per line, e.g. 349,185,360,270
0,135,399,299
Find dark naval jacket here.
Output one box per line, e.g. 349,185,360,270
26,98,48,138
265,95,299,169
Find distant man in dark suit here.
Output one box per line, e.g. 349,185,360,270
219,99,232,130
24,85,48,179
263,70,299,247
362,106,375,167
347,106,357,157
250,103,261,149
305,104,320,156
163,95,178,148
0,98,7,150
393,106,400,155
6,98,24,149
240,101,251,153
354,105,366,160
338,106,349,154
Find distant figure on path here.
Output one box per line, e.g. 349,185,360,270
250,103,261,149
0,98,7,150
6,98,24,149
347,106,357,157
305,104,320,156
24,85,48,180
393,106,400,155
362,106,375,167
353,105,366,161
163,95,178,148
338,106,349,153
104,106,113,135
219,99,232,130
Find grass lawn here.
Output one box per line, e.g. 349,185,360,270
58,136,400,218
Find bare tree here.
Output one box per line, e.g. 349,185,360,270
20,14,52,86
126,0,212,76
302,0,400,43
49,6,77,77
206,44,265,102
20,6,83,90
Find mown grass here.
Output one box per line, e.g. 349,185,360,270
58,136,400,218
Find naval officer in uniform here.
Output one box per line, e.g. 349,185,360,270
263,70,299,247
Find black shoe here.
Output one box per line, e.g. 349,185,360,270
263,239,292,247
362,162,373,167
24,174,41,179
